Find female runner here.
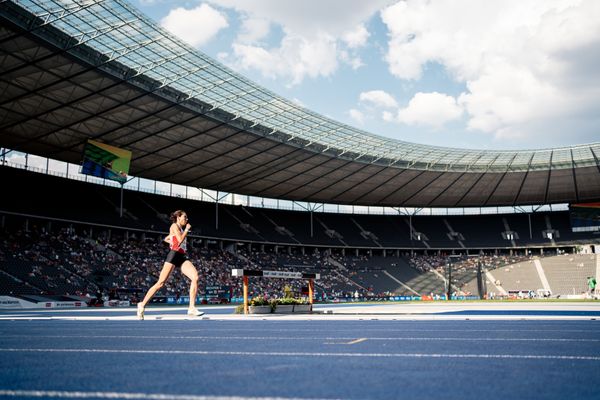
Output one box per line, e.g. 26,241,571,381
137,210,203,319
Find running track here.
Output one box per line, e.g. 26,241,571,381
0,311,599,399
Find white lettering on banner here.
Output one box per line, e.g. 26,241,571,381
230,269,318,279
41,301,88,308
103,300,129,307
0,296,87,310
0,297,20,309
263,271,303,279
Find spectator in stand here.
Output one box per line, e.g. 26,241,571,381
587,276,597,297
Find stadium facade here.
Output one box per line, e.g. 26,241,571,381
0,0,599,209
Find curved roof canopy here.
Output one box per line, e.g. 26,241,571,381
0,0,599,207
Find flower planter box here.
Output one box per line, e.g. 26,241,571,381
293,304,312,313
273,304,294,314
271,304,312,313
249,305,272,314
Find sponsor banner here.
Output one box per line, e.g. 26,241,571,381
0,297,87,309
450,295,479,301
0,296,38,309
103,300,130,307
165,296,207,305
263,270,304,279
166,296,191,305
232,269,318,279
149,296,167,304
46,301,87,308
205,285,231,303
388,295,450,302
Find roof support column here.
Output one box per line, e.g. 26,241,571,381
293,201,324,238
197,189,228,230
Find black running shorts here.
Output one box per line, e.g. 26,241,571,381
165,250,187,268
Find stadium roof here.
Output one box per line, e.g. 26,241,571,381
1,0,599,207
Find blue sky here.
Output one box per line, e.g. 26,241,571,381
131,0,600,151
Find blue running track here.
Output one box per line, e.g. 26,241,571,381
0,318,599,399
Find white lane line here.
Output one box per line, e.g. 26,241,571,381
0,348,598,361
1,335,597,342
346,338,368,345
149,328,600,334
0,390,334,400
2,327,598,333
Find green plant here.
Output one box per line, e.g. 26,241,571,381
274,297,300,305
283,285,294,298
249,295,270,306
234,304,245,314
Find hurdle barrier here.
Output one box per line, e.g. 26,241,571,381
231,269,320,315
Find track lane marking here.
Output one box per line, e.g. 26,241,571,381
0,390,336,400
346,338,367,345
1,335,597,342
0,348,599,361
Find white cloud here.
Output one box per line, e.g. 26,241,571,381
354,90,461,130
238,17,270,44
342,24,370,48
395,92,463,128
348,57,365,70
160,4,228,47
380,0,600,142
359,90,398,109
339,50,365,70
457,63,559,134
232,34,338,85
208,0,391,38
382,110,394,122
349,109,365,125
209,0,391,84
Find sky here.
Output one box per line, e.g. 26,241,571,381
130,0,600,151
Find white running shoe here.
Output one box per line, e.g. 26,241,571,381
137,303,145,320
187,308,204,317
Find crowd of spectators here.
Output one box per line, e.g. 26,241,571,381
0,225,353,301
0,223,536,303
408,253,532,274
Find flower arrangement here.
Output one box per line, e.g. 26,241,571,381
274,297,300,305
233,294,311,314
279,297,309,305
234,295,272,314
249,295,270,306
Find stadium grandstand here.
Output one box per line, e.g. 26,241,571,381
0,0,599,307
1,2,600,400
